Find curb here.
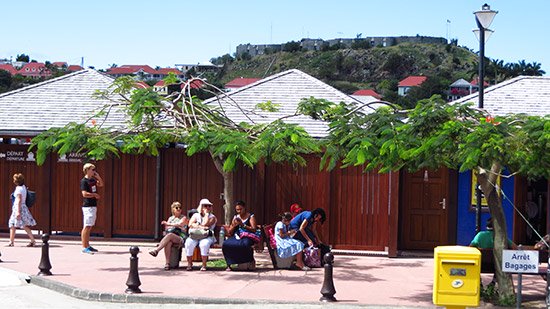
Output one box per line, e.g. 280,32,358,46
0,267,31,286
30,275,359,306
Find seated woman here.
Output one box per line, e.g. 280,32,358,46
275,212,310,271
184,198,217,271
149,201,189,270
289,207,330,257
222,200,258,271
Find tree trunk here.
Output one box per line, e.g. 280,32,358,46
211,152,234,225
477,163,515,302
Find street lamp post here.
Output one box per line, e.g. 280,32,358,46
473,3,498,233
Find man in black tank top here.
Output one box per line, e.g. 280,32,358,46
80,163,103,254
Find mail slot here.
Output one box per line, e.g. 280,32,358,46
433,246,481,308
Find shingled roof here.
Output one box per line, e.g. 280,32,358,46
451,75,550,117
0,69,127,136
204,69,363,138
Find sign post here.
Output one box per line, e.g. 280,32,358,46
502,247,539,309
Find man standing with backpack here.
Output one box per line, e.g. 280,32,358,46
80,163,103,254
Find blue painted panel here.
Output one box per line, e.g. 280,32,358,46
456,170,515,245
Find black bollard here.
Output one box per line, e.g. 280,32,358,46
320,252,337,302
125,246,142,294
37,234,52,276
0,250,3,262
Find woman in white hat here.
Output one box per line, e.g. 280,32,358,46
184,198,217,271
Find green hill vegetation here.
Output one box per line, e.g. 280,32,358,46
209,42,544,108
224,43,475,86
209,42,477,108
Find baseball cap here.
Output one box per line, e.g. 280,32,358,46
199,198,213,206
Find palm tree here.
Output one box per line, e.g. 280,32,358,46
524,62,545,76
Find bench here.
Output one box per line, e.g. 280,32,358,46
479,248,548,280
262,223,295,269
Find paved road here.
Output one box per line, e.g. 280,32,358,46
0,283,419,309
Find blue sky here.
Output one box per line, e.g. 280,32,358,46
1,1,548,74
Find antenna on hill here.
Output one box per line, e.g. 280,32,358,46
446,19,451,42
263,56,277,78
81,57,84,68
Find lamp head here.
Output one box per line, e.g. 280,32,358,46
473,28,494,43
474,3,498,29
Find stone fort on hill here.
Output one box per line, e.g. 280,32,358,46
236,35,447,58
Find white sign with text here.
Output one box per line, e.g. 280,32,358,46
502,250,539,274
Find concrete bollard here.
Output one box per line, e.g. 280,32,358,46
125,246,142,294
319,252,337,302
37,234,52,276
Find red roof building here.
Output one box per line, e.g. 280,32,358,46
134,81,150,89
225,77,260,90
17,62,52,79
188,79,204,89
52,62,68,68
107,65,157,74
0,64,18,75
67,65,84,72
156,68,183,75
106,65,183,81
398,75,427,96
352,89,381,100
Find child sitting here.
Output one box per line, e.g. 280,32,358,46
275,212,310,271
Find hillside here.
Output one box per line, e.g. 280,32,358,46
218,43,478,94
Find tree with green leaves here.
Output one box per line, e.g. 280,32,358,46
30,75,319,224
0,69,12,93
16,53,30,62
298,95,549,304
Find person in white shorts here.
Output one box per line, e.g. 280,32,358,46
80,163,103,254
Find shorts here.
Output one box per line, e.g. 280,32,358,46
82,207,97,227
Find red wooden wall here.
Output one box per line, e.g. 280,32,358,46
0,144,397,251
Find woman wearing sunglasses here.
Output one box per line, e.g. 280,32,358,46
149,201,189,270
184,198,217,271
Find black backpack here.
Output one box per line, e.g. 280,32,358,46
10,189,36,208
26,190,36,208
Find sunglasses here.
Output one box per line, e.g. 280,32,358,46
203,204,212,208
174,207,181,210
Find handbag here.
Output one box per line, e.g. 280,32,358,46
26,190,36,208
10,190,36,208
303,246,322,268
166,227,183,236
237,227,261,244
189,228,211,240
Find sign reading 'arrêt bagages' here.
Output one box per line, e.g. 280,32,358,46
502,250,539,273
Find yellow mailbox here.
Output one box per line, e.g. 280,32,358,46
433,246,481,309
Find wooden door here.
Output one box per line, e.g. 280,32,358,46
329,166,392,251
401,168,449,250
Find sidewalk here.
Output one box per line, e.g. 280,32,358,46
0,238,547,308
